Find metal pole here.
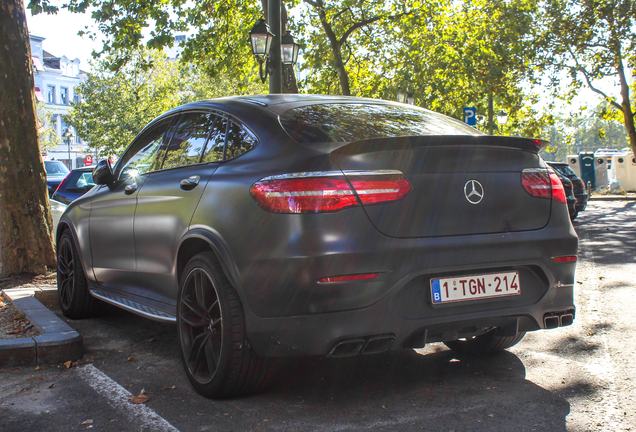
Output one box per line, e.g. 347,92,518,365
487,91,494,135
268,0,282,94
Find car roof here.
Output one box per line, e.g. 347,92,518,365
157,94,417,118
547,161,567,166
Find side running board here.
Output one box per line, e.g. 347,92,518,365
90,287,176,322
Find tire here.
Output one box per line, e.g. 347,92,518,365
444,330,525,357
569,209,578,220
177,252,270,399
57,230,104,319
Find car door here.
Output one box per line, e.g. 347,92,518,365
133,111,226,301
89,116,175,290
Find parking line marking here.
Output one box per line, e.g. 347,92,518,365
579,229,623,432
78,364,180,432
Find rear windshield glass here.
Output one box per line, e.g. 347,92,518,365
551,164,577,177
44,160,70,175
280,103,483,143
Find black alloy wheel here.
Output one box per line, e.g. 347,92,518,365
57,230,103,319
179,266,224,385
57,234,75,311
177,252,271,398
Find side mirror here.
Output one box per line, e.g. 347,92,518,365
92,159,115,185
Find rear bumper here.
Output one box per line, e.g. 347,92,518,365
574,192,588,211
229,205,578,357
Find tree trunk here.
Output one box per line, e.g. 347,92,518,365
313,3,351,95
0,0,56,277
616,58,636,156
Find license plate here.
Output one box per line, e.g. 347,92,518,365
431,271,520,304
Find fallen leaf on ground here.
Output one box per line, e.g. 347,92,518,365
81,420,94,425
63,361,72,369
162,385,176,390
35,366,41,371
127,357,134,362
129,395,150,404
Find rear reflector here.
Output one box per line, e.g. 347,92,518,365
250,170,410,213
318,273,380,283
521,169,566,204
553,256,577,262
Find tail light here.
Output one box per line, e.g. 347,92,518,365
318,273,380,283
54,172,72,194
250,170,411,213
553,256,577,263
521,169,566,204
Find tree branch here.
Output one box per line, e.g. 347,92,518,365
567,46,623,112
339,11,413,46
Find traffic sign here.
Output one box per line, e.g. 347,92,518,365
463,107,476,126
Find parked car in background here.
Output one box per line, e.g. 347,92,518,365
549,168,577,220
44,160,70,197
56,95,578,399
51,167,95,205
547,161,588,220
50,199,68,234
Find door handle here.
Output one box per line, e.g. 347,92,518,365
180,176,200,190
124,184,138,195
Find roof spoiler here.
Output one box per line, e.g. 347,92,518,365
331,135,549,157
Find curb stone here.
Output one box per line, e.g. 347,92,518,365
0,287,83,367
589,194,636,201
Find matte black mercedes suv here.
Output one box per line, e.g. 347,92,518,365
56,95,578,398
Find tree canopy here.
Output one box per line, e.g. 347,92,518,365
537,0,636,154
69,49,265,157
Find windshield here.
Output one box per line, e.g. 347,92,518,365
44,161,70,175
551,164,577,177
280,103,483,144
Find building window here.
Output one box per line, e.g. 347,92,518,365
47,85,55,104
61,87,68,105
74,94,81,104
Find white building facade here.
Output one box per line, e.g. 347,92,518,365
30,34,92,169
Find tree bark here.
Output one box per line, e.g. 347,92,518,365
0,0,56,277
615,58,636,156
311,2,351,95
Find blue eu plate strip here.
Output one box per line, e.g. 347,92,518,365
431,279,441,303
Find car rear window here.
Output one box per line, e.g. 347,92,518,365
551,164,577,177
279,103,483,144
44,161,70,175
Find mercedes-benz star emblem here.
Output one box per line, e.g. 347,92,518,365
464,180,484,204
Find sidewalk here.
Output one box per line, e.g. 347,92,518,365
0,287,82,367
589,193,636,201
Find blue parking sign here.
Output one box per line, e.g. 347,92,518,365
463,107,476,126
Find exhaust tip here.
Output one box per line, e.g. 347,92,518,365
328,339,365,358
560,314,574,327
544,316,559,329
362,336,394,354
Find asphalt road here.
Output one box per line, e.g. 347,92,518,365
1,200,634,432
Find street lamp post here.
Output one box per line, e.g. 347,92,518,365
63,128,74,170
249,0,300,94
497,110,508,127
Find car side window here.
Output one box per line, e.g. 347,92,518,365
225,121,258,160
162,112,215,170
200,116,227,163
119,118,173,179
